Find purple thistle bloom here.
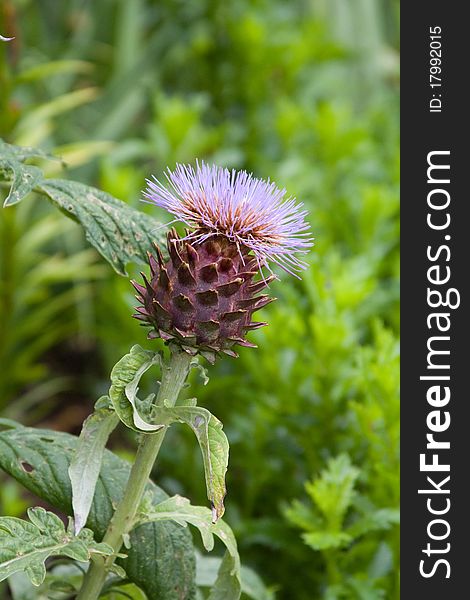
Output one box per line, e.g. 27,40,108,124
143,162,313,276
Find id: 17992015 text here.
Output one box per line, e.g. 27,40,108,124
429,26,443,113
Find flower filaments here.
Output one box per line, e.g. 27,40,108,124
143,162,313,276
133,163,312,361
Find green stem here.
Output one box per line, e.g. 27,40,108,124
324,549,341,586
76,348,192,600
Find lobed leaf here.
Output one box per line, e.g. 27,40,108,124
137,495,240,600
302,531,352,551
151,404,229,521
0,507,113,586
305,454,359,531
346,507,400,539
109,345,163,432
109,347,229,519
0,423,196,599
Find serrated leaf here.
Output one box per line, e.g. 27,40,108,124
305,454,359,531
285,455,366,552
346,508,400,539
0,507,113,586
109,345,163,432
38,179,165,275
1,139,167,274
302,530,352,551
138,495,240,600
69,397,120,534
283,499,322,532
0,424,196,599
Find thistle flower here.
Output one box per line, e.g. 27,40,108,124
132,163,312,362
144,162,312,275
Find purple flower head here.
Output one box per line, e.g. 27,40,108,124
143,162,313,276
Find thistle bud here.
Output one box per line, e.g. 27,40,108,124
133,162,313,361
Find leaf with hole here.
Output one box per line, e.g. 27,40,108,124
0,422,196,599
0,139,50,207
39,179,165,275
0,140,167,275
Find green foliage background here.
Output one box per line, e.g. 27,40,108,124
0,0,399,598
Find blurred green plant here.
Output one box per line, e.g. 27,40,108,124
285,454,399,598
0,11,113,416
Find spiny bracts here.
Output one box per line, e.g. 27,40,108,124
132,229,275,363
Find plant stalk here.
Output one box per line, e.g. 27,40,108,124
76,348,192,600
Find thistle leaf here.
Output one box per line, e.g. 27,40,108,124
190,357,210,386
0,507,113,586
137,495,240,600
39,179,165,275
109,346,229,518
109,345,163,432
152,405,228,521
0,423,196,599
0,139,166,275
305,454,359,531
68,397,119,534
134,402,229,521
0,140,49,207
117,394,229,522
196,553,274,600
